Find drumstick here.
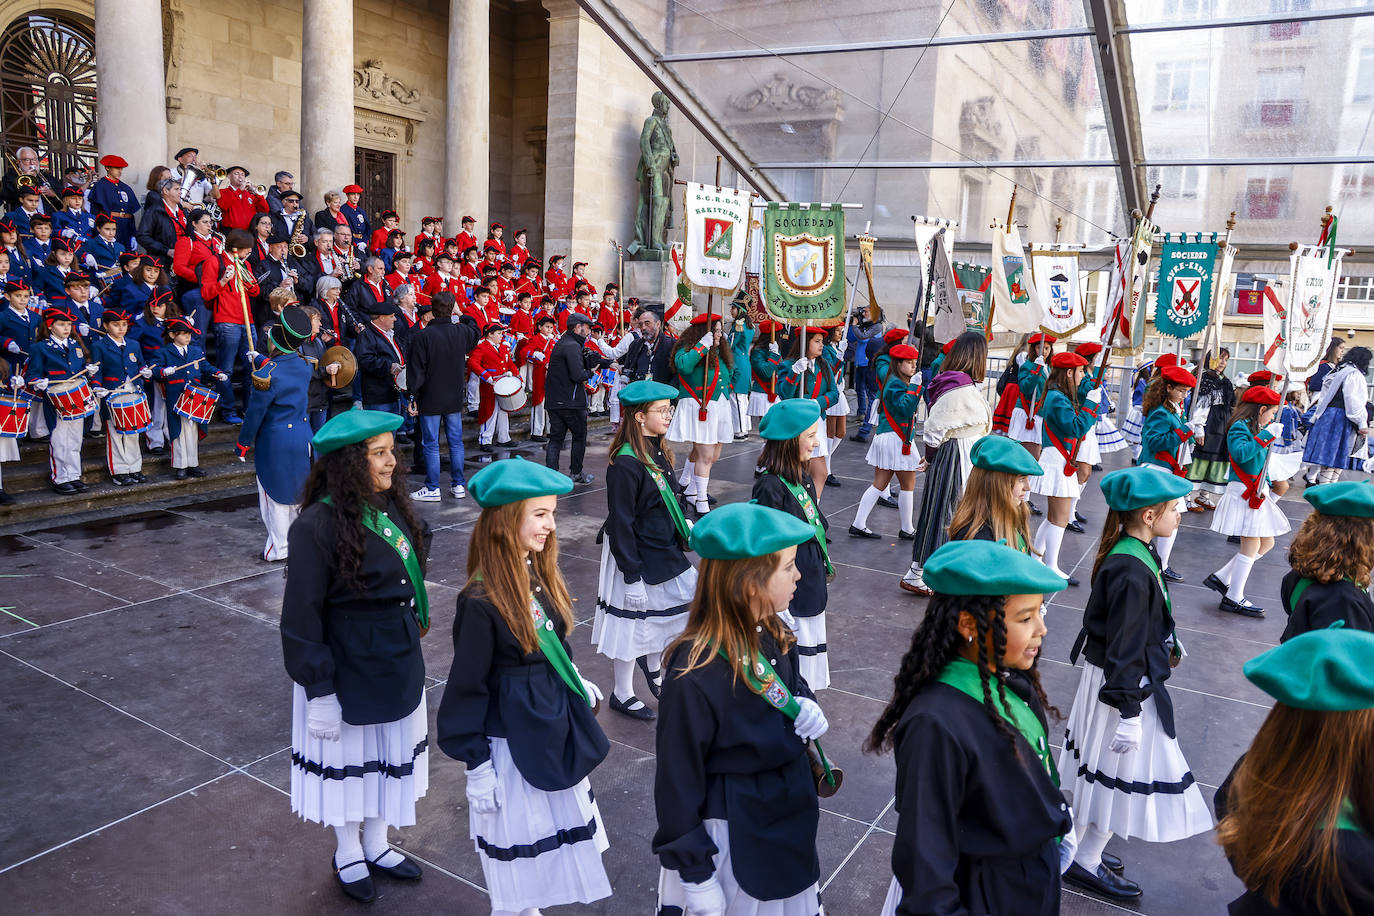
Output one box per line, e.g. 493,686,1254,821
164,356,206,374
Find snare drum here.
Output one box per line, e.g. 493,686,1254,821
0,391,31,438
48,377,96,420
173,382,219,423
108,389,153,434
493,374,527,412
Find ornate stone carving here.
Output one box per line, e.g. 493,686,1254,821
729,73,840,113
354,59,420,107
356,110,413,148
959,97,1003,147
162,0,186,124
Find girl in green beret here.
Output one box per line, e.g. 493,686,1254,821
1008,332,1054,458
669,313,735,514
746,320,789,433
776,326,841,496
821,325,850,486
869,539,1072,915
946,436,1039,549
1278,483,1374,640
595,381,696,720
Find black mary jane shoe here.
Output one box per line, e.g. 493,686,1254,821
1203,572,1228,595
1220,596,1265,618
1066,576,1080,587
898,529,916,540
1101,851,1125,874
1065,520,1086,534
877,494,898,509
1064,861,1142,900
825,474,841,488
1029,503,1043,516
1161,566,1184,582
610,692,656,721
1074,510,1087,524
635,656,663,699
366,850,423,881
849,525,881,540
334,857,377,903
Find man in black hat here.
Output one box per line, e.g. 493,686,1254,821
253,233,295,326
218,165,268,230
170,147,215,208
543,311,613,484
271,189,313,243
352,295,410,439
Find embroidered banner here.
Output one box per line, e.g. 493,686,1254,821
1154,234,1219,339
682,182,753,295
953,262,992,332
1285,244,1346,375
1029,247,1086,337
762,202,846,322
989,222,1043,333
927,230,964,343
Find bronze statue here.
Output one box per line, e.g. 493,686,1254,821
631,91,679,255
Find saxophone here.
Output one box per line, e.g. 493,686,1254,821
288,213,307,258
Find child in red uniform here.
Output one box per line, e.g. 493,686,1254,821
468,322,518,450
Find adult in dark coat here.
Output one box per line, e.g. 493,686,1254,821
543,312,612,483
352,298,407,416
270,193,314,245
407,292,478,497
136,179,186,261
621,304,677,385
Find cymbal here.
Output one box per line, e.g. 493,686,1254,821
321,345,356,389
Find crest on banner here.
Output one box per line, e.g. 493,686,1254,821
1030,248,1085,336
682,182,752,295
776,234,833,295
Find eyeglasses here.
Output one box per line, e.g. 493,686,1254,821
648,406,674,418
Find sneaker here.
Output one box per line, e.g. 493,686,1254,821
411,486,440,502
572,472,595,485
450,485,467,499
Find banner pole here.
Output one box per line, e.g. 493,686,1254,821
1184,211,1237,421
845,221,870,323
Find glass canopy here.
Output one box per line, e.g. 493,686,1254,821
595,0,1374,250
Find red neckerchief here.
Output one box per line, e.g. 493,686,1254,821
677,343,721,421
372,321,403,364
325,302,342,339
166,203,186,232
365,278,384,302
752,359,780,402
1044,427,1080,477
328,209,345,226
316,250,336,273
1229,425,1271,508
879,381,919,454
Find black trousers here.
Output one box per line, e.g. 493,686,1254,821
545,407,588,475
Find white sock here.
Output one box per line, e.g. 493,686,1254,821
693,475,710,510
519,909,543,916
1214,555,1237,586
362,816,403,867
898,489,915,534
903,562,923,586
853,485,883,531
1040,522,1066,575
828,437,841,464
612,658,635,702
1230,553,1257,603
1155,531,1177,568
334,822,367,881
1033,518,1051,554
680,459,694,487
1074,824,1114,871
1068,494,1081,520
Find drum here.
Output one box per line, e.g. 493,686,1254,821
108,389,153,434
173,382,219,423
0,391,31,438
48,377,96,420
494,374,527,412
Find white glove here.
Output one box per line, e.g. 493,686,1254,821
579,674,603,706
464,759,501,815
768,341,779,355
78,323,90,337
1058,809,1079,875
93,386,109,398
1084,387,1102,406
623,578,648,611
1109,716,1142,754
9,375,22,389
1035,356,1046,367
306,694,342,741
698,331,714,349
791,358,810,375
60,227,75,239
214,371,229,382
138,366,152,378
7,340,21,353
680,875,726,916
529,350,545,362
32,378,48,391
1264,421,1284,439
793,696,829,741
246,349,259,362
85,362,99,374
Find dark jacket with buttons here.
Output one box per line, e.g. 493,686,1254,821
604,439,691,586
751,472,828,617
280,496,431,725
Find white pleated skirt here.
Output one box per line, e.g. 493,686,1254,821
1058,663,1212,843
1095,415,1127,452
866,430,924,472
289,684,428,829
471,736,611,911
1209,481,1291,538
1121,406,1143,445
826,391,849,417
657,818,824,916
792,613,828,691
1268,449,1303,482
1077,427,1102,466
668,396,735,445
749,391,779,417
1029,449,1080,498
1008,406,1042,444
593,539,694,663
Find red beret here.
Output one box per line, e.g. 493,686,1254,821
1161,365,1196,387
490,222,504,230
462,215,476,224
803,325,833,336
689,312,718,325
43,305,77,324
99,155,128,168
1050,352,1088,369
1029,332,1057,345
756,320,782,333
889,344,920,361
883,328,908,344
941,339,956,355
342,184,364,194
1248,369,1281,385
1075,342,1103,358
1155,353,1189,371
1242,385,1282,405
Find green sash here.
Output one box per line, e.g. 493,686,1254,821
778,476,833,576
322,496,428,631
1336,798,1363,833
936,656,1058,785
616,443,692,544
1108,535,1183,659
718,643,836,786
532,595,593,707
1289,576,1364,612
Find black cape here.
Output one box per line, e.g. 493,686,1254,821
604,439,691,586
750,472,829,617
1279,569,1374,642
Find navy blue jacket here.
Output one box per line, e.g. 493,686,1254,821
237,352,312,505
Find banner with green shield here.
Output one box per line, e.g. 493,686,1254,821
762,202,846,323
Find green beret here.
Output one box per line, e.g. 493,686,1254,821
1304,481,1374,519
1099,466,1193,512
690,502,816,560
758,398,822,441
924,539,1068,596
970,435,1043,476
310,409,404,456
1244,623,1374,711
618,380,678,406
468,456,573,507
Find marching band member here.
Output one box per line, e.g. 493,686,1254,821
136,177,187,264
92,306,151,485
201,229,260,424
171,207,219,330
544,254,570,300
413,215,443,253
752,398,833,689
595,379,695,719
2,146,55,213
353,295,408,418
0,354,15,503
117,255,167,322
1028,351,1101,585
570,260,596,298
507,227,531,270
0,276,38,363
169,147,215,208
80,215,126,277
314,189,347,236
820,325,849,479
1278,482,1374,640
850,342,924,539
271,190,314,247
1062,467,1214,901
6,185,44,240
436,457,613,916
517,313,558,441
869,539,1070,915
281,410,431,905
653,501,828,916
35,237,76,302
367,209,400,254
1064,342,1110,532
291,228,341,305
25,215,54,282
776,325,839,495
667,313,735,515
1011,333,1055,458
53,185,95,243
0,218,28,283
338,184,369,241
484,222,506,263
133,289,174,453
59,271,102,351
1137,363,1198,581
24,304,96,493
212,166,266,230
468,322,519,451
154,315,226,478
423,251,463,301
1204,385,1290,618
453,214,478,255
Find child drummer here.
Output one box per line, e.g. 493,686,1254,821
92,305,153,486
152,316,227,480
24,304,98,493
0,355,17,504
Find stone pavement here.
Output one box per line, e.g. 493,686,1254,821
0,432,1305,914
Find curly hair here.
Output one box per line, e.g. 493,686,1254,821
1287,512,1374,588
866,593,1052,759
674,317,734,374
299,438,424,596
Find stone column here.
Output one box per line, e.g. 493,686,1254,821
94,0,168,189
446,0,489,229
300,0,355,210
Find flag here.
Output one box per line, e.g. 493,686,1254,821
1154,234,1219,339
1030,247,1085,337
1261,284,1288,376
1099,216,1155,350
858,234,881,322
953,262,992,332
990,222,1043,333
666,246,691,322
928,231,963,343
763,202,846,322
1284,243,1346,377
1124,216,1156,351
682,182,752,295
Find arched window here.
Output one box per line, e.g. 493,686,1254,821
0,11,96,176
